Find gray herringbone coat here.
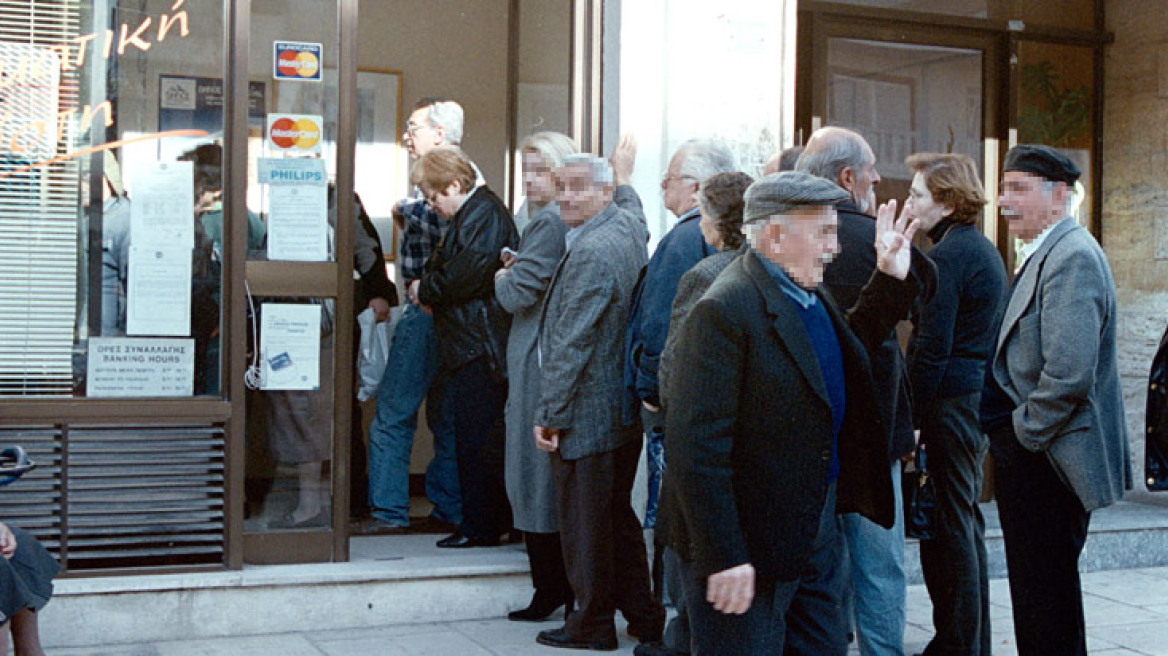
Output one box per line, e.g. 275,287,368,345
990,217,1132,511
534,196,649,461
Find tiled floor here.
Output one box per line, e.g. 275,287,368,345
45,566,1168,655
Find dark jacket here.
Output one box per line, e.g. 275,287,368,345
1147,321,1168,491
663,249,919,583
822,200,935,460
907,220,1007,423
625,207,716,407
417,186,519,374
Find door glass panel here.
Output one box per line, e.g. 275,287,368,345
0,0,226,398
827,38,983,207
244,300,335,533
1016,40,1095,232
818,0,1096,30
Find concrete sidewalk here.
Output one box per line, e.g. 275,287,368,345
44,565,1168,655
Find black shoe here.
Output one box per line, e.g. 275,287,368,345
626,623,664,644
634,642,687,656
508,593,574,622
536,627,618,651
436,532,500,548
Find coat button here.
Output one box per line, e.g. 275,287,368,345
1153,383,1159,391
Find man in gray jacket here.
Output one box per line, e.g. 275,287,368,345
980,144,1131,656
533,154,664,651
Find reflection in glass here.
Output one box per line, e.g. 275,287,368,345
815,0,1096,30
828,38,983,206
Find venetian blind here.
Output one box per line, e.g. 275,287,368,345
0,0,82,396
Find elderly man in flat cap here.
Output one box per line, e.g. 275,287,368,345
980,144,1131,656
661,172,926,655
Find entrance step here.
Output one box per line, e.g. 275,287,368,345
37,501,1168,649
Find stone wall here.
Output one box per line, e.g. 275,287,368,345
1103,0,1168,503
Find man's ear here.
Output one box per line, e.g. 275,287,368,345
838,167,856,194
434,124,447,146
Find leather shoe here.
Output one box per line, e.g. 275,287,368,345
508,592,574,622
626,623,664,644
436,532,500,548
536,627,617,651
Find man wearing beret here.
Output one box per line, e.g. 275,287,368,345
980,144,1131,656
662,172,926,654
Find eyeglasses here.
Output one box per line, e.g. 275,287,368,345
661,172,696,186
405,122,432,135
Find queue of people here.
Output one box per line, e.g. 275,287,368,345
356,99,1131,656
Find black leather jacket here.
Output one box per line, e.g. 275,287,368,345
417,186,519,375
1147,322,1168,491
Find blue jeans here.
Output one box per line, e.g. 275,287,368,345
839,461,906,656
367,304,460,526
642,405,665,529
681,482,847,656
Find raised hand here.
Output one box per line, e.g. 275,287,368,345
609,134,637,187
875,199,919,281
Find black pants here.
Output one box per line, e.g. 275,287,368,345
524,531,573,603
552,437,664,642
919,393,991,656
448,357,510,541
990,424,1090,656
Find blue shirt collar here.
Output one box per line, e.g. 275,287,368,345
753,247,817,309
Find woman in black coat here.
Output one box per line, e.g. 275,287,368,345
410,148,520,547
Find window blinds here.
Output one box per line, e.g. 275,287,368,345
0,1,82,396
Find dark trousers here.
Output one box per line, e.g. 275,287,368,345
525,530,573,604
990,425,1091,656
448,357,510,541
920,393,991,656
552,437,664,642
681,483,847,656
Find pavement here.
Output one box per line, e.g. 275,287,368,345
43,565,1168,655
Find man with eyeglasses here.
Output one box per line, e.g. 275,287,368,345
366,98,481,536
625,138,737,656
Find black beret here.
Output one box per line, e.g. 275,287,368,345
1003,144,1080,185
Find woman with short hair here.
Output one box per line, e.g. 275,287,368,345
495,131,578,620
409,147,520,548
904,152,1008,656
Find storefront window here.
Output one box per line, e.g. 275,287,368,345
0,0,228,398
816,0,1097,31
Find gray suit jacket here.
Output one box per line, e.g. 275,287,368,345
990,217,1131,511
534,197,649,460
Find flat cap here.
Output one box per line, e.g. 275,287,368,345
743,171,850,223
1004,144,1080,185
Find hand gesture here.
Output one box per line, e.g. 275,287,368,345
534,425,560,452
609,134,637,187
707,562,755,615
0,522,15,560
368,297,390,323
874,199,919,281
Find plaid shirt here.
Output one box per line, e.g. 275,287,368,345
397,190,443,283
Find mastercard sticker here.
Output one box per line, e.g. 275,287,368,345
273,41,323,82
268,113,324,152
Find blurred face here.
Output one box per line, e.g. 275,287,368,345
660,150,699,218
754,207,840,289
999,171,1064,242
698,204,723,250
420,180,465,220
403,107,444,159
557,164,612,227
522,150,557,207
905,172,951,232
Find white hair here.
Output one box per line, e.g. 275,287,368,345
560,154,613,185
796,127,871,182
676,139,738,183
522,131,579,170
427,101,465,145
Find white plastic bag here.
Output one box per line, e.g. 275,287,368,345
356,305,400,402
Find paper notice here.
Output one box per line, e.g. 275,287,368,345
130,160,195,249
126,245,192,336
87,337,195,398
260,303,321,390
267,184,329,261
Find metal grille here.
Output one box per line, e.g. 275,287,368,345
0,0,82,397
0,423,226,571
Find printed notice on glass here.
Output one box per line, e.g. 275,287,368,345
130,160,194,249
268,183,328,261
87,337,195,398
126,245,192,336
260,303,321,390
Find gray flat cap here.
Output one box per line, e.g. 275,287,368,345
743,171,850,223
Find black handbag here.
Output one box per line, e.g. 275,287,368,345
903,444,937,540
